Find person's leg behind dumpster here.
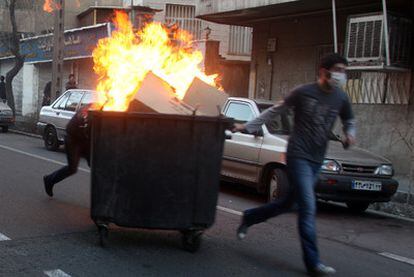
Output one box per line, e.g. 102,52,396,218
237,167,296,239
43,136,82,197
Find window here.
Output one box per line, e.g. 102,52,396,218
80,92,94,108
345,71,411,104
228,26,252,56
266,112,292,135
225,102,254,122
165,4,203,40
53,92,70,110
65,91,83,111
258,104,293,135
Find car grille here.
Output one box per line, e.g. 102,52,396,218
341,163,377,175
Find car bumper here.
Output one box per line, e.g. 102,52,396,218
316,174,399,203
0,116,14,126
37,122,47,137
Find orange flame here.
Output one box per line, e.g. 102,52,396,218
43,0,61,13
92,11,219,111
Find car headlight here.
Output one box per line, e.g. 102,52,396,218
321,159,341,173
375,165,393,176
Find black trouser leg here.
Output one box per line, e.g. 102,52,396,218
45,136,82,186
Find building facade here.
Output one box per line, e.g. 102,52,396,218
0,0,251,118
198,0,414,180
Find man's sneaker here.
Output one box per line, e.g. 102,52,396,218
308,264,336,276
43,175,54,197
236,216,249,240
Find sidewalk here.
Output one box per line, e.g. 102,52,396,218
393,174,413,205
372,174,414,219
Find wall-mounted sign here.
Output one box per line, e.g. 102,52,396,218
267,38,277,52
0,23,111,63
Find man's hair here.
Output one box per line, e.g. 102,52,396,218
0,75,4,81
69,73,75,78
319,53,348,70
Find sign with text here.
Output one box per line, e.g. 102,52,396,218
0,23,111,63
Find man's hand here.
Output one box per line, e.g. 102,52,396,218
343,135,356,149
232,123,246,133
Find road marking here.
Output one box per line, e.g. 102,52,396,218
0,144,90,173
0,143,243,218
217,205,243,216
0,233,11,241
44,269,71,277
378,252,414,266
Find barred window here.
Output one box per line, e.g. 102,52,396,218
165,4,203,40
345,71,412,104
228,25,252,56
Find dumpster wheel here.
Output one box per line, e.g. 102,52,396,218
181,230,203,253
97,223,109,247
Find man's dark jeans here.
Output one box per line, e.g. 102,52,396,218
243,158,321,270
44,136,89,186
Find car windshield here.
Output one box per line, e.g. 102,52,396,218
257,103,293,136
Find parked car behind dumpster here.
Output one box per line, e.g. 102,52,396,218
37,89,95,150
222,97,399,213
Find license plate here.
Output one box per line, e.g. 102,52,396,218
352,180,382,191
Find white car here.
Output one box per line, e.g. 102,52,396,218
37,89,95,150
0,100,14,132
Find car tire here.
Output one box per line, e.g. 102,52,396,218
267,168,290,202
44,126,59,151
1,126,8,133
346,201,370,213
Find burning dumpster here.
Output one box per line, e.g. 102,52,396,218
90,111,231,252
89,10,231,252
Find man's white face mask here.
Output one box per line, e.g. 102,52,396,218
329,72,347,88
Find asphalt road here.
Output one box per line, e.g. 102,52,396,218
1,132,414,277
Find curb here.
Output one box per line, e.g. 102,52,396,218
9,128,42,139
392,191,414,206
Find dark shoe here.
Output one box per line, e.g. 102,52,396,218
237,217,248,240
308,264,336,276
43,175,54,197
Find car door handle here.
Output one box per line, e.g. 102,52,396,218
55,112,60,116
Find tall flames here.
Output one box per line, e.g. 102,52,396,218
43,0,59,13
43,0,79,13
92,11,219,111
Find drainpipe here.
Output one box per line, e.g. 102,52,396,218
332,0,338,53
382,0,391,66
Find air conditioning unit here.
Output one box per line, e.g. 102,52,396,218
345,13,412,70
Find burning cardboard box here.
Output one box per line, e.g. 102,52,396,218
183,77,229,116
130,72,229,116
130,72,194,115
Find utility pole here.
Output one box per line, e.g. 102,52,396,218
51,0,65,101
130,0,135,27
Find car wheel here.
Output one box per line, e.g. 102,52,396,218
346,201,370,213
267,168,290,202
1,126,8,133
44,126,59,151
